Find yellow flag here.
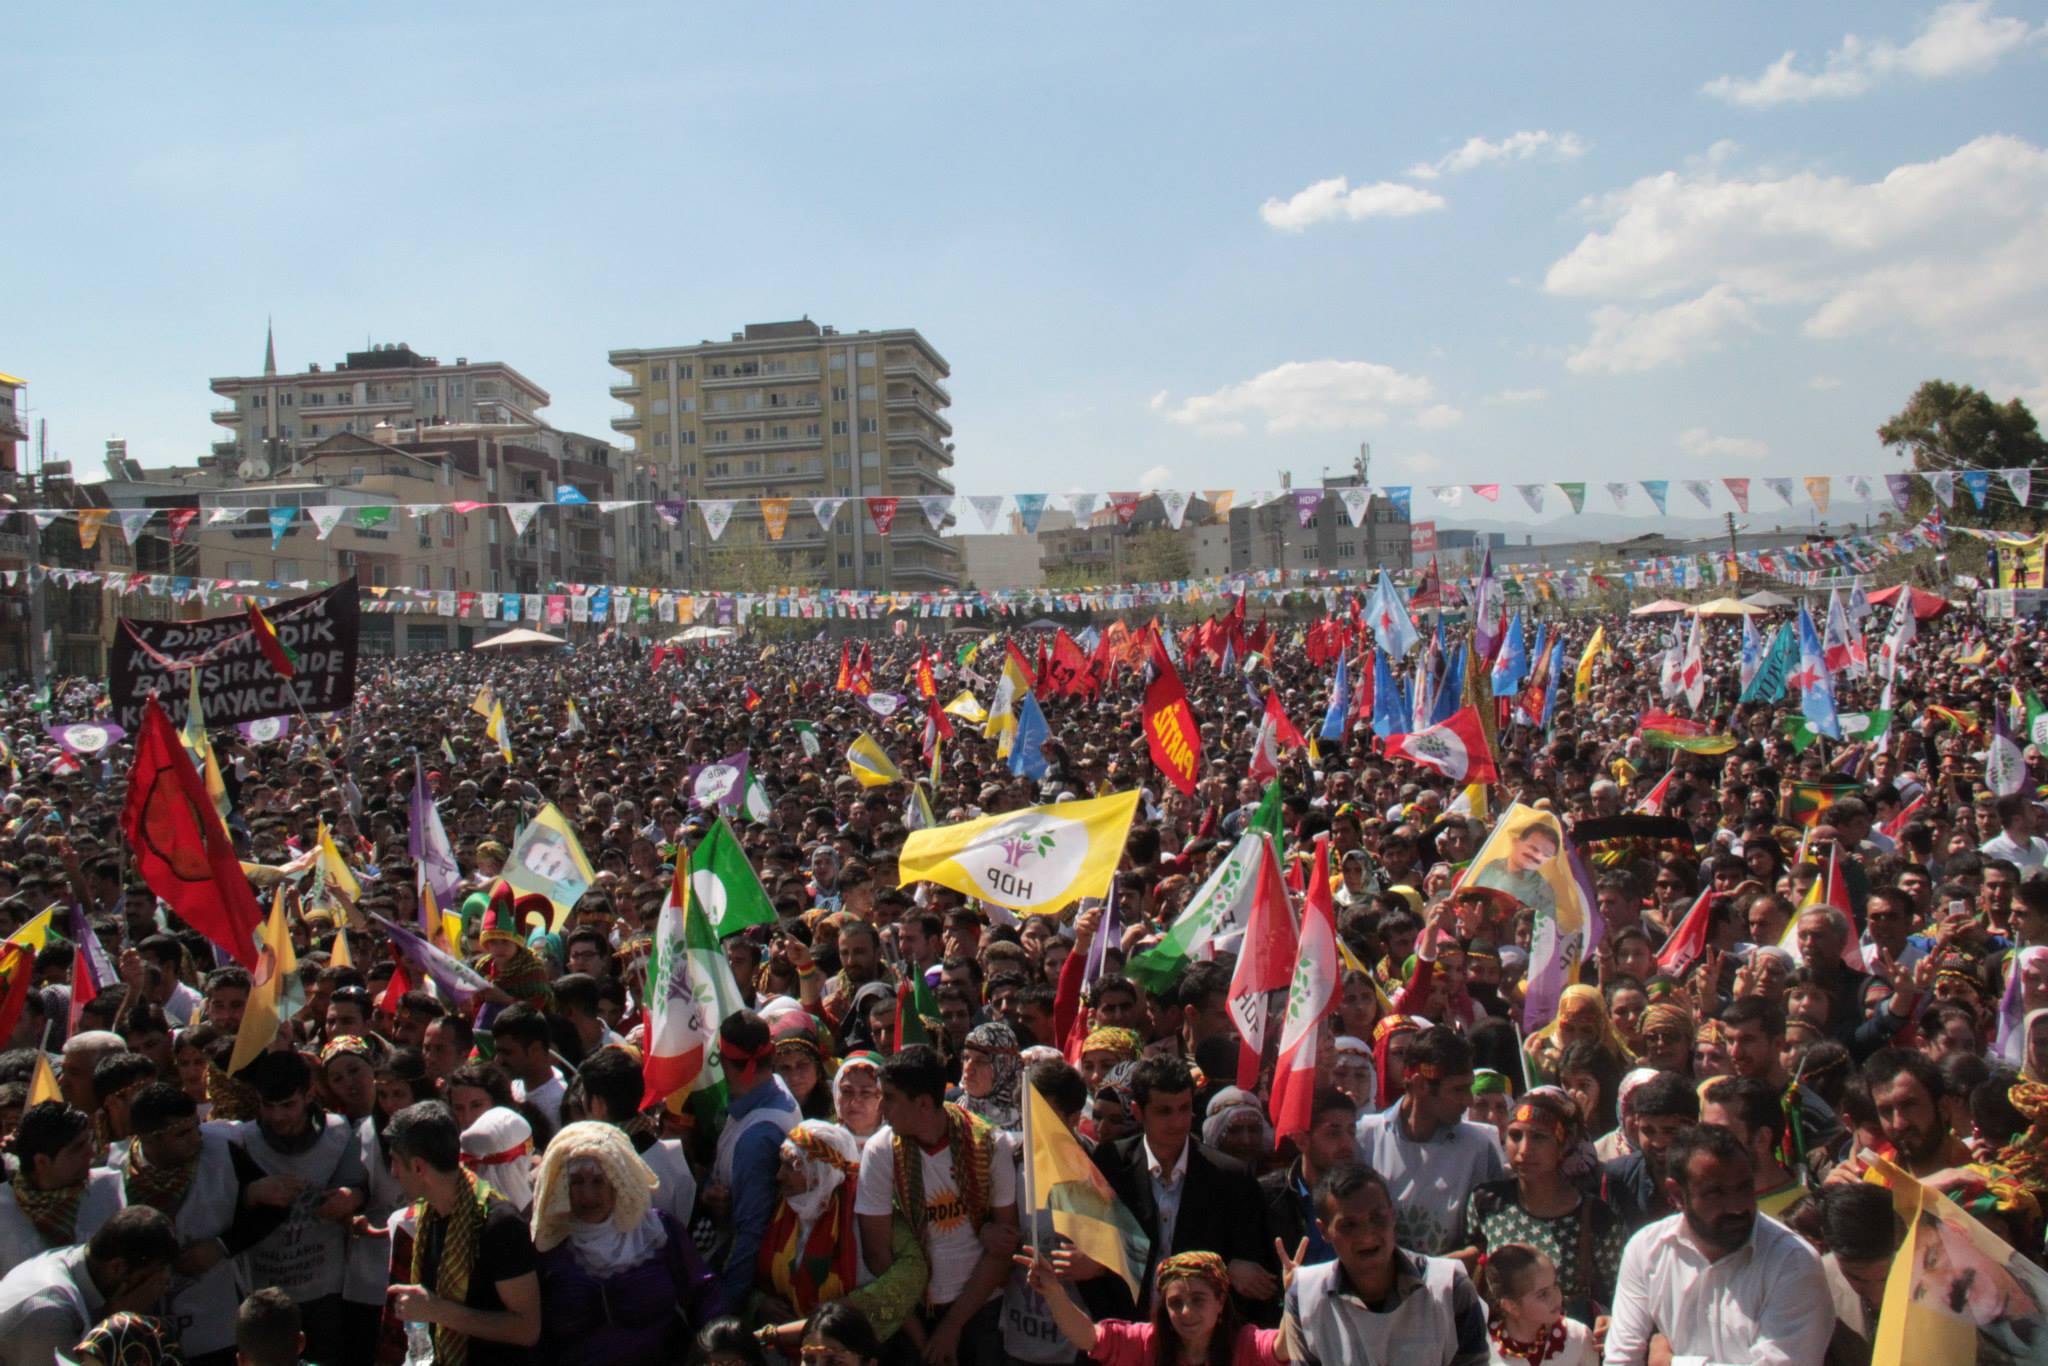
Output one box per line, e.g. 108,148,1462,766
1574,625,1608,704
982,650,1030,740
181,668,231,820
229,887,298,1073
500,803,598,929
942,691,988,724
1868,1155,2032,1366
846,732,902,788
470,684,497,719
317,820,361,901
486,700,513,762
329,925,353,969
27,1053,61,1107
899,790,1139,915
1025,1077,1148,1298
7,906,57,954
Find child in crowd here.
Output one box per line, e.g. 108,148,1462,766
1477,1243,1595,1366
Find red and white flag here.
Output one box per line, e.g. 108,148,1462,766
1382,706,1498,785
1269,835,1340,1147
1679,614,1705,710
1632,768,1675,816
1225,833,1298,1089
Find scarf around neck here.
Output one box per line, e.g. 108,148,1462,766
412,1168,500,1366
122,1145,199,1219
11,1172,86,1247
891,1103,994,1248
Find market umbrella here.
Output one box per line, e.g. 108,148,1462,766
472,627,566,649
1691,597,1766,616
1866,584,1951,620
1629,599,1692,616
1739,590,1795,609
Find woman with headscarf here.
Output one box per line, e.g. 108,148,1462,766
1997,948,2048,1066
2022,1007,2048,1086
1018,1246,1285,1365
1200,1087,1274,1170
770,1012,834,1120
461,1108,536,1216
840,981,896,1055
956,1022,1022,1132
1635,1001,1695,1075
754,1121,927,1356
1523,984,1631,1084
70,1313,179,1366
531,1121,726,1366
1370,1015,1426,1111
830,1052,886,1143
1077,1027,1142,1093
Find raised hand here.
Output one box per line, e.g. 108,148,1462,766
1274,1236,1309,1294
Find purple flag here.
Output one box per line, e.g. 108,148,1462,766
1884,473,1914,514
687,751,750,808
236,716,291,744
370,912,491,1010
48,723,124,754
408,756,463,913
1293,489,1324,527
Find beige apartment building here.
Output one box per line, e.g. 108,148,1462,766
607,319,961,591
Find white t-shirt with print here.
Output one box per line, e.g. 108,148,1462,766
855,1123,1017,1306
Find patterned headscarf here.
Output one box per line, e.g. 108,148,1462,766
321,1034,376,1065
1081,1027,1142,1062
1371,1015,1426,1108
1639,1002,1694,1042
759,1121,863,1312
1200,1086,1273,1154
961,1021,1022,1131
72,1314,179,1366
1156,1250,1230,1297
531,1120,659,1253
1999,1080,2048,1195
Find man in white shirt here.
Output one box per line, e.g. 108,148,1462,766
1604,1125,1833,1366
1980,794,2048,870
1354,1025,1503,1256
0,1206,178,1366
857,1044,1018,1366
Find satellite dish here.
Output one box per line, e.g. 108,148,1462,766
238,457,271,480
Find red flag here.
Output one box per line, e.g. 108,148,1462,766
1382,706,1498,784
744,686,763,711
1227,832,1298,1088
866,497,900,536
120,697,264,968
1263,690,1307,750
1655,887,1719,976
1142,628,1202,795
852,643,873,697
248,604,298,678
379,955,413,1017
835,641,853,691
1632,769,1675,816
0,943,34,1048
1270,835,1340,1147
168,508,199,546
915,643,937,699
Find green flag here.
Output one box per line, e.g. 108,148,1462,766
1127,782,1285,994
738,772,772,823
2024,693,2048,750
792,720,821,760
688,815,778,937
1783,709,1892,752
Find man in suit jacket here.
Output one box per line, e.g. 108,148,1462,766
1076,1057,1275,1321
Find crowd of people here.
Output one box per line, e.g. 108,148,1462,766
0,584,2042,1366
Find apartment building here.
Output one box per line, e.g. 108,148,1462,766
207,331,554,480
0,372,34,675
1227,475,1411,575
608,319,961,591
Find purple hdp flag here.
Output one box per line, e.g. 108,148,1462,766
369,912,491,1010
687,751,750,808
236,716,291,744
408,756,463,913
48,723,125,755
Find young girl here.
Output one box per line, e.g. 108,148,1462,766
1018,1246,1287,1364
1478,1244,1595,1366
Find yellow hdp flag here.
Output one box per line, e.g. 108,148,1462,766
229,887,299,1073
7,906,57,954
1575,625,1609,704
899,790,1139,916
847,732,902,788
317,820,361,902
27,1053,61,1107
486,700,513,762
500,803,598,929
943,691,988,724
1025,1077,1148,1298
470,684,497,719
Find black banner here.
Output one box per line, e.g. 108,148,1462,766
109,582,360,732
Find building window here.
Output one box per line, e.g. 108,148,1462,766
372,564,387,586
772,425,789,439
654,430,669,447
678,397,695,412
831,420,849,435
863,551,881,567
679,430,696,445
650,364,667,381
805,423,819,437
832,386,848,402
857,352,876,367
677,364,692,379
226,560,252,579
837,552,852,569
859,384,877,400
416,567,430,589
708,364,727,378
859,418,877,433
834,451,849,468
445,568,457,590
711,430,728,444
652,399,670,416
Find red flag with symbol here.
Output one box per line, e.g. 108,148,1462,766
1142,626,1202,795
867,497,899,536
1269,835,1340,1146
1382,706,1498,784
1226,831,1298,1089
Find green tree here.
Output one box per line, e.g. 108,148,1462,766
1123,529,1191,584
1879,380,2047,526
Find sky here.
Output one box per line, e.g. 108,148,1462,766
4,3,2046,528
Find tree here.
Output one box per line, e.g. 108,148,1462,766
1123,529,1191,584
1879,380,2047,525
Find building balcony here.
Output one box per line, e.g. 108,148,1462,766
324,395,414,417
700,399,822,421
700,366,822,389
890,561,962,587
883,362,951,404
891,526,955,551
211,439,240,458
210,409,243,426
0,404,24,442
707,431,824,456
885,394,953,435
703,462,824,489
610,413,643,432
608,382,642,399
886,429,954,465
888,463,956,494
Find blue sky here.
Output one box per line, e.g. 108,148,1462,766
5,3,2045,525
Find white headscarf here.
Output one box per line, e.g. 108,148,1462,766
530,1120,668,1278
459,1107,534,1214
781,1121,861,1249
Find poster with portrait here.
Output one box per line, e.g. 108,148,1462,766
1456,801,1599,1030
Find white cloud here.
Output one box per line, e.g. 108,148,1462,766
1155,359,1437,435
1260,176,1446,231
1414,404,1464,430
1395,451,1444,473
1146,390,1169,412
1678,426,1769,460
1546,135,2048,389
1703,2,2044,107
1407,129,1587,180
1486,387,1549,404
1808,375,1844,390
1138,464,1173,489
1566,286,1759,374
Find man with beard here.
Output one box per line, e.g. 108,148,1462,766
1598,1072,1699,1232
1830,1048,1973,1182
1606,1125,1833,1366
122,1084,294,1366
228,1051,368,1361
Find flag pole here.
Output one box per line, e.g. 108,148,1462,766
1021,1077,1040,1260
